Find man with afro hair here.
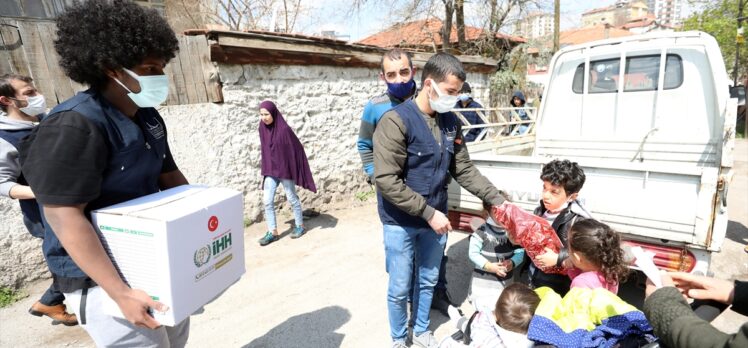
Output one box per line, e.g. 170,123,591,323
18,0,190,346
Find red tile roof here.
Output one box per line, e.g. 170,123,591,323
559,25,634,46
525,25,634,55
357,18,526,48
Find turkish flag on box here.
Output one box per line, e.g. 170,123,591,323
490,203,566,275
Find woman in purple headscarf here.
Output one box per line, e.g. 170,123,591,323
257,100,316,246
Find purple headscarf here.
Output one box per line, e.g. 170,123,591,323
259,101,317,193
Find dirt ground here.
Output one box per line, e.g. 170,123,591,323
1,140,747,348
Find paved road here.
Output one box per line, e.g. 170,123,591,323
1,140,746,347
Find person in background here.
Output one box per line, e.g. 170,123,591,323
644,272,748,347
454,82,484,143
509,91,530,135
257,100,316,246
0,74,77,326
357,48,417,184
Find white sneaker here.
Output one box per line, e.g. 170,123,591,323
413,331,439,348
391,340,408,348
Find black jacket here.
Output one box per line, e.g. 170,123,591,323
529,200,591,295
644,280,748,348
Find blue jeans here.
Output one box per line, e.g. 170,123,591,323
263,176,303,231
383,224,446,341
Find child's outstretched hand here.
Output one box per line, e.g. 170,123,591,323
535,247,559,269
485,262,508,277
562,258,574,269
502,260,514,273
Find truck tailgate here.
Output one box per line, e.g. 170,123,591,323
448,154,720,249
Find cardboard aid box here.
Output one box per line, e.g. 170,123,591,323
92,185,245,326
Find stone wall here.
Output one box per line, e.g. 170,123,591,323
0,63,491,289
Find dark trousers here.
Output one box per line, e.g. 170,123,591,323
692,299,729,322
23,215,65,307
529,266,571,296
39,281,65,306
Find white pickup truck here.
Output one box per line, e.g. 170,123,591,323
449,31,737,276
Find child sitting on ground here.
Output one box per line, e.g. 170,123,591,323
465,210,525,313
565,219,630,294
531,159,592,296
440,283,540,348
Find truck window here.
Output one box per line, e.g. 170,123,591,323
589,59,620,93
663,55,684,89
572,54,683,93
624,56,659,91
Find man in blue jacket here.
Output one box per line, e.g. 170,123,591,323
357,48,417,184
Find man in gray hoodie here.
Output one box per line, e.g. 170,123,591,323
0,74,77,326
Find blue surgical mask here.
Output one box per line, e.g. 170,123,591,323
113,68,169,108
386,79,415,100
458,93,471,102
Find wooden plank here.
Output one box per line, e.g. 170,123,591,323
0,19,30,76
0,39,12,74
176,36,198,103
215,35,497,70
36,22,75,102
167,48,189,105
17,21,57,106
185,36,208,103
217,36,381,65
69,80,88,94
196,35,223,103
162,61,179,105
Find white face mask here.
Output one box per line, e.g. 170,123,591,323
15,95,47,116
428,79,458,113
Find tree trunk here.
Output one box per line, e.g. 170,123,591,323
283,0,290,33
455,0,466,51
554,0,560,52
489,0,498,33
442,0,454,51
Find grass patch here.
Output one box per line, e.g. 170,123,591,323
0,287,25,308
736,118,746,139
355,189,376,202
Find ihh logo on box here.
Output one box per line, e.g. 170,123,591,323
194,245,211,267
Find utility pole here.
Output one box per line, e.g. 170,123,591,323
736,0,746,85
554,0,560,52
